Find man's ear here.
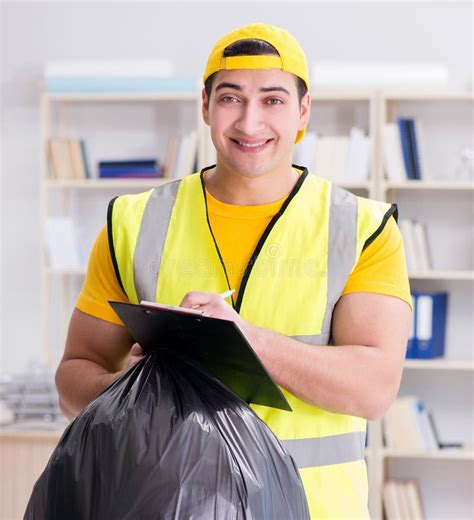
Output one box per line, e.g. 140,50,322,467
298,92,311,131
202,88,210,126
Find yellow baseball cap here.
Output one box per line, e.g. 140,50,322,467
203,23,310,143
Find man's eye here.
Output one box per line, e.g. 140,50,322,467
221,96,238,103
266,98,283,105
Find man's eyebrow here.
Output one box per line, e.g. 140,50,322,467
214,83,290,96
259,86,290,95
215,82,242,92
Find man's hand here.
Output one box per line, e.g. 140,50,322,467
179,291,244,325
123,343,145,371
56,309,137,421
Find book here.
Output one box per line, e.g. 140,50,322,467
398,219,432,273
383,479,425,520
48,139,75,180
414,120,431,181
406,119,422,180
415,292,448,359
384,396,443,453
98,158,161,178
399,219,419,273
344,127,370,183
80,140,91,179
43,217,81,270
412,221,432,271
171,132,198,179
383,396,425,451
98,159,157,168
397,118,416,180
108,300,292,411
98,171,161,179
404,480,425,519
69,139,87,179
383,123,408,182
48,138,89,180
416,400,438,451
314,135,349,183
382,480,402,519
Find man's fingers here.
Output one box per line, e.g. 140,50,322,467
130,343,144,356
180,291,215,308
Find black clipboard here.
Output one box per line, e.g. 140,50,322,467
109,301,292,412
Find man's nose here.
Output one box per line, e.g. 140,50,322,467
234,101,266,136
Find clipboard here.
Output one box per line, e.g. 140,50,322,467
109,301,292,412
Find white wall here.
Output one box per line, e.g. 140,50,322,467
1,1,473,374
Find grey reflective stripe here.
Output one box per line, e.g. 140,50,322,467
290,333,330,346
320,185,358,340
281,431,366,469
133,180,181,302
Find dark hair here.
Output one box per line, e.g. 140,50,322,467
204,39,308,103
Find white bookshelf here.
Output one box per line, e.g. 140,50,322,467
45,178,170,189
385,180,474,191
374,90,474,520
382,449,474,461
409,270,474,281
39,88,473,520
404,359,474,371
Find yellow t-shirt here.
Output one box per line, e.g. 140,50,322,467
76,189,412,326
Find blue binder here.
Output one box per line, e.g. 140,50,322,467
397,117,415,179
405,293,418,358
414,291,448,359
406,119,422,180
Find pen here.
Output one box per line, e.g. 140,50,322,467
219,289,235,300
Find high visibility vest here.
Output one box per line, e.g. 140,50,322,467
108,167,397,519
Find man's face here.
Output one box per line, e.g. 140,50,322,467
202,68,310,179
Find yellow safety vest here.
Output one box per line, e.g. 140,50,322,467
108,167,396,519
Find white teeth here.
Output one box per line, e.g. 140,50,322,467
237,140,267,148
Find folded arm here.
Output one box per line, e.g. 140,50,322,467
181,291,412,420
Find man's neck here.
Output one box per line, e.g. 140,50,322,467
203,163,300,206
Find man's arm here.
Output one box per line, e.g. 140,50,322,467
180,291,412,421
55,308,143,421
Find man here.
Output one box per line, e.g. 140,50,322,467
56,23,412,518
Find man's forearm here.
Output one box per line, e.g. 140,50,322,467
240,322,396,420
55,359,121,421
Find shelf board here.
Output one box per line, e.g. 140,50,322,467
385,180,474,191
336,182,370,190
45,178,371,191
310,89,375,101
382,90,474,101
46,267,86,276
45,178,171,189
409,270,474,281
44,92,199,102
382,449,474,461
404,359,474,371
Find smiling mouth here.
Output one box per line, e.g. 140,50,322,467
230,138,273,150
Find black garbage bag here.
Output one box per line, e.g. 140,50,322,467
25,351,310,519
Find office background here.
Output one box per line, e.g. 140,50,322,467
1,1,472,373
1,1,473,519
